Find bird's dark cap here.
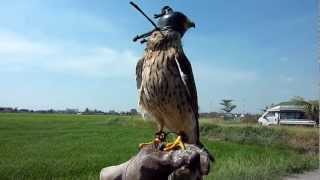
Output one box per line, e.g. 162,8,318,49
131,3,195,43
155,6,195,37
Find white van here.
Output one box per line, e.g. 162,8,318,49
258,105,316,126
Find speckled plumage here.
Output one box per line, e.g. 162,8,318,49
136,30,199,144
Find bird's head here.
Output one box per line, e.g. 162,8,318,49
156,6,195,37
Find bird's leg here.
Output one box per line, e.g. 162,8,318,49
139,130,166,149
164,132,186,151
139,141,155,149
155,130,167,142
139,125,166,149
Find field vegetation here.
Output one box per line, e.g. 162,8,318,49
0,113,318,180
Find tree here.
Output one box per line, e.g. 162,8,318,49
289,96,319,124
304,100,319,123
289,96,307,106
84,108,90,114
261,103,275,112
130,108,138,115
220,99,237,113
261,105,269,113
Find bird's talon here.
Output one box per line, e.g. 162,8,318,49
139,141,155,149
164,136,185,151
139,134,166,149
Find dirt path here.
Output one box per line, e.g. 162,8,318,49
283,169,320,180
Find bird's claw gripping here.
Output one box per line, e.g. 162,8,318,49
139,132,185,151
139,140,158,149
139,131,167,149
164,136,185,151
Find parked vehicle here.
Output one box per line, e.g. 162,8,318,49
258,105,316,126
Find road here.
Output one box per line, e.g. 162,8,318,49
284,169,320,180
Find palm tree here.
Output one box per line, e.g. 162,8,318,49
220,99,236,113
220,99,237,120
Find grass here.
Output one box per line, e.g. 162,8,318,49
205,141,317,180
0,113,318,180
200,119,319,154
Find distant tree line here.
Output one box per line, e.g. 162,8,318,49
0,107,139,116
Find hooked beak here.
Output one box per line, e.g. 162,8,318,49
188,21,195,28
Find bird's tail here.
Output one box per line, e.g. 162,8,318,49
197,141,215,162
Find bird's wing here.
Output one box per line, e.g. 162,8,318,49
174,52,199,119
136,57,145,89
174,51,200,140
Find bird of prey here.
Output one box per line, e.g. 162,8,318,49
136,6,202,152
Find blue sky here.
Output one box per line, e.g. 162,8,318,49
0,0,318,113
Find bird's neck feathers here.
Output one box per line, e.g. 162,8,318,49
146,30,183,51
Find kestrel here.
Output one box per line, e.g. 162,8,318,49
136,6,200,147
135,7,213,161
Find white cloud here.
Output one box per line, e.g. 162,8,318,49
194,63,258,84
46,47,138,78
43,10,116,34
0,30,257,81
0,31,55,58
0,30,138,78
